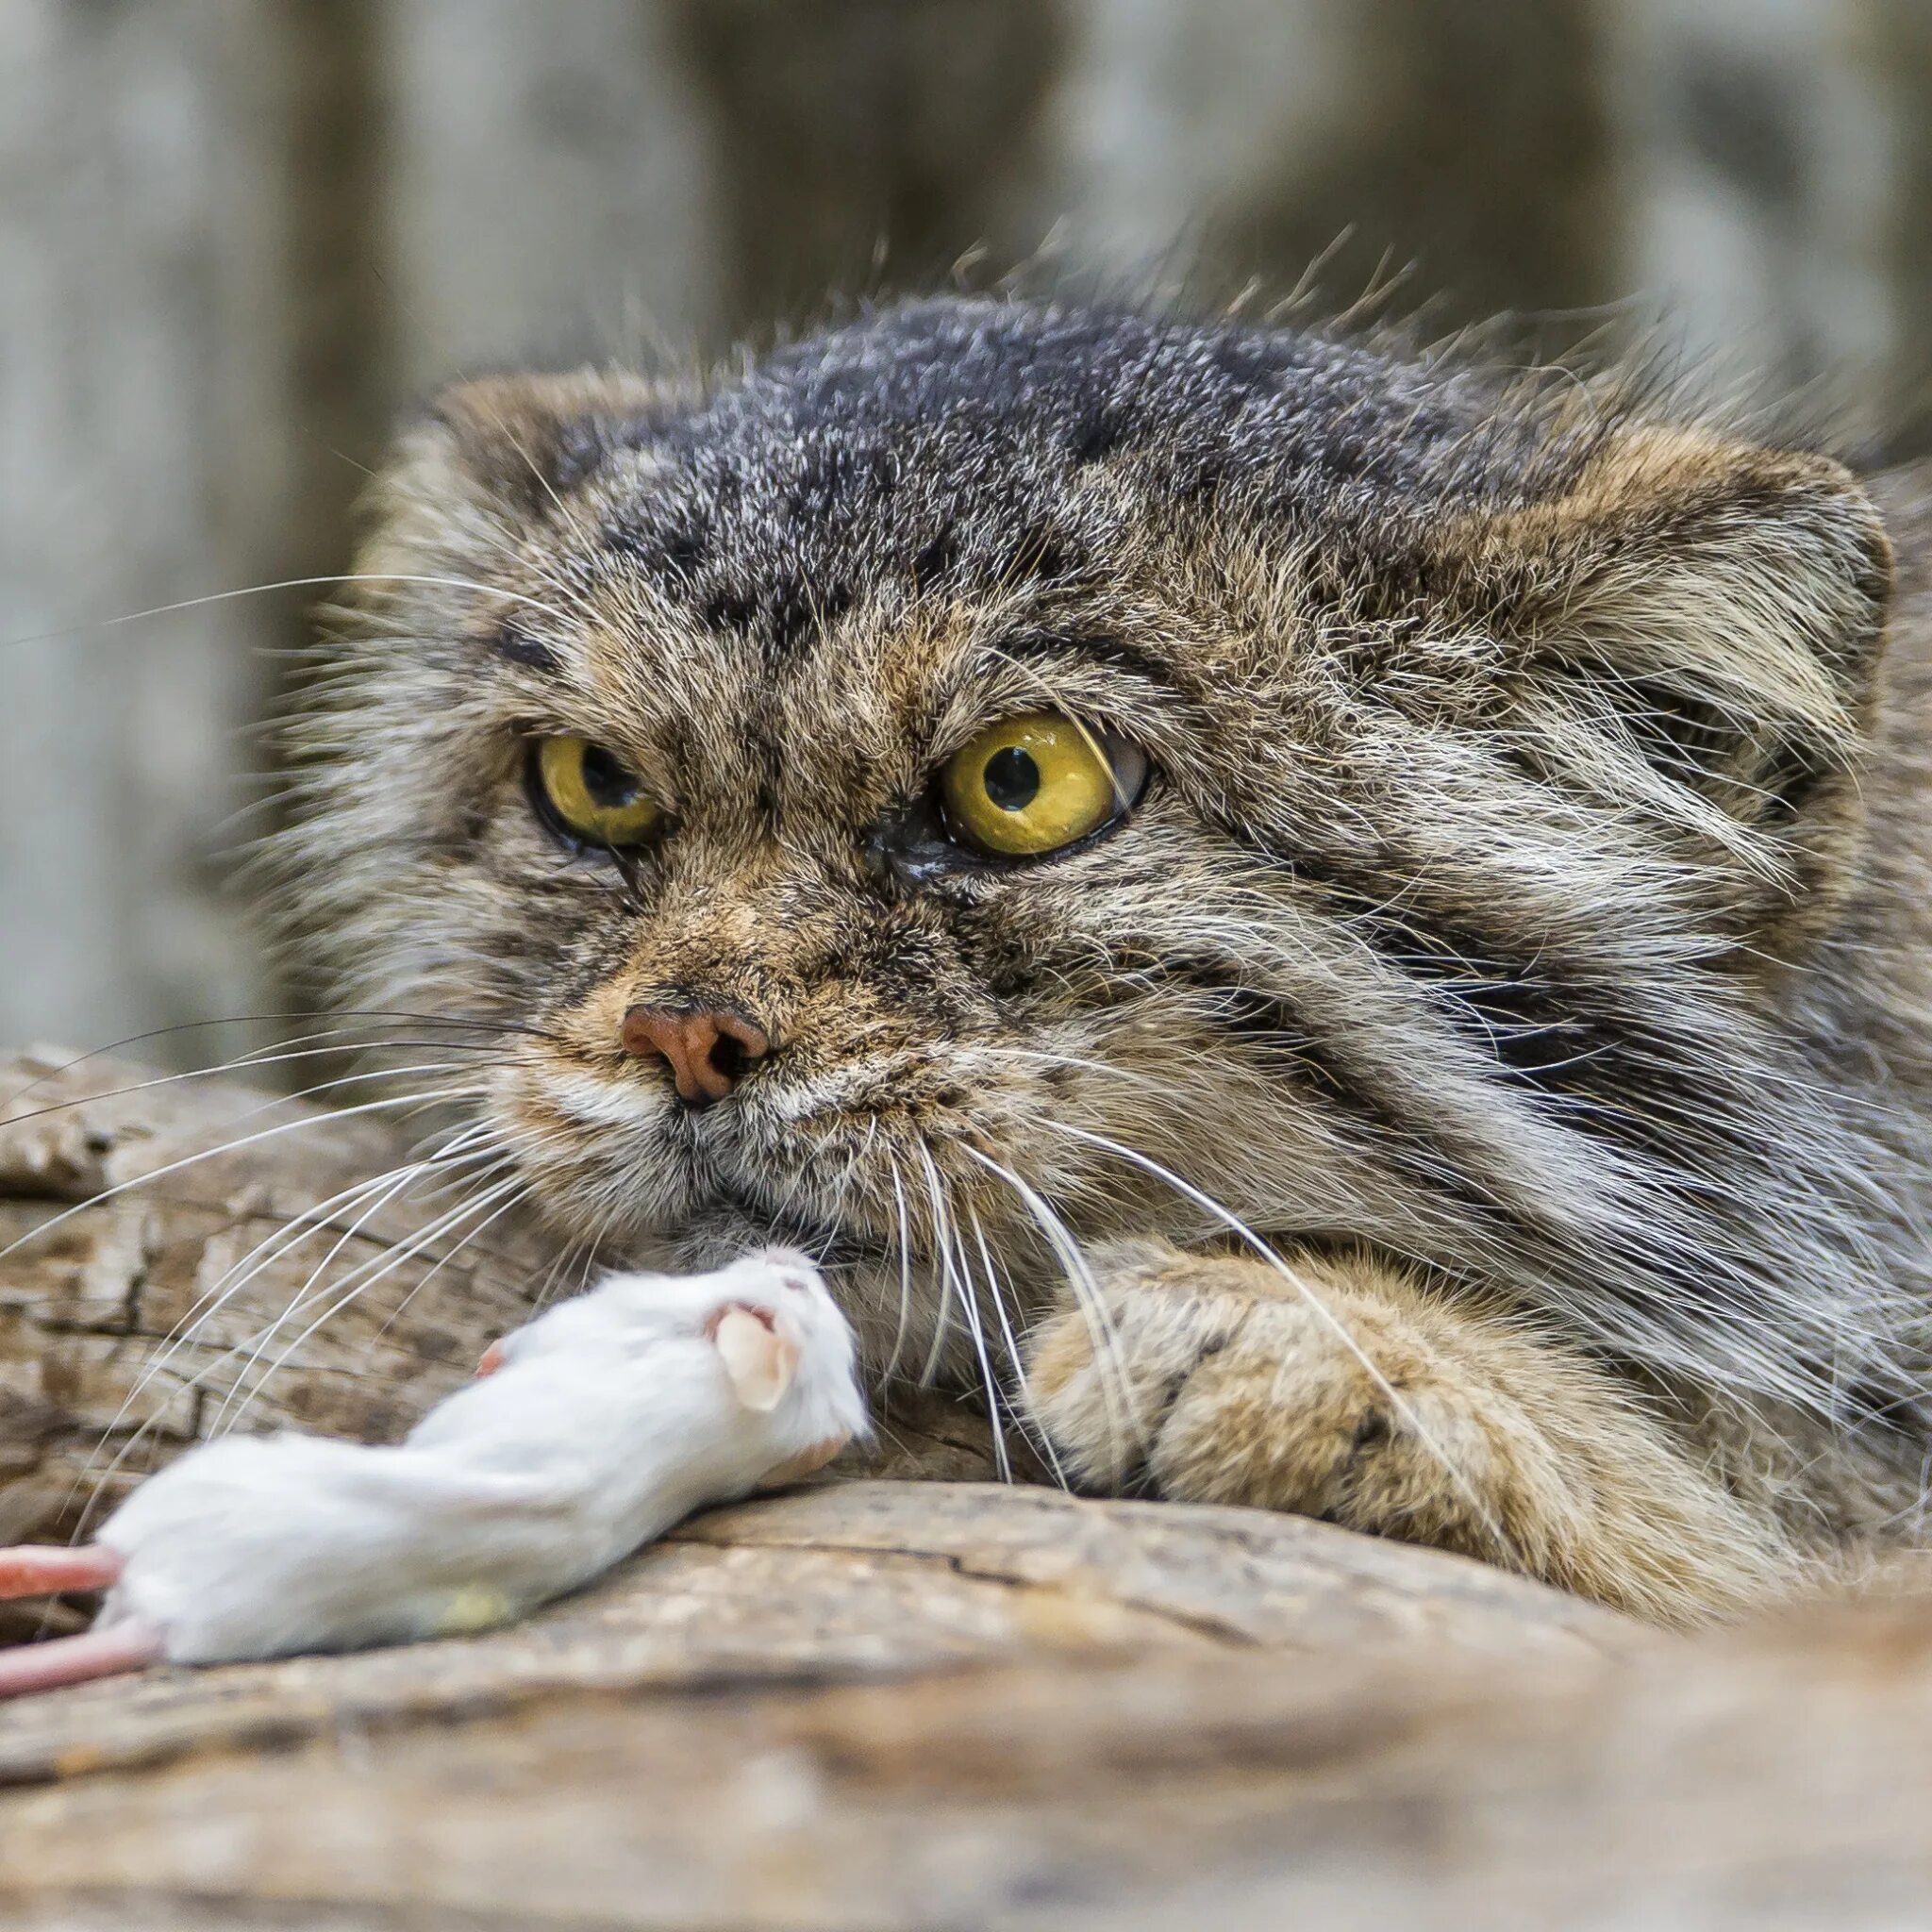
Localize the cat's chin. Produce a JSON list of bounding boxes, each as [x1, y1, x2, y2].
[[654, 1180, 889, 1275]]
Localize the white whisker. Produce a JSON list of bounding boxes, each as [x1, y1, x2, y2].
[[0, 1085, 492, 1269], [69, 1124, 507, 1514], [967, 1200, 1065, 1491], [0, 1037, 510, 1133], [918, 1141, 1009, 1482], [2, 573, 577, 655], [203, 1145, 504, 1438], [881, 1156, 917, 1385], [913, 1145, 958, 1389], [958, 1143, 1136, 1472], [219, 1174, 528, 1431]]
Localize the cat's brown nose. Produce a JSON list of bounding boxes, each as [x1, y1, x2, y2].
[[621, 1004, 770, 1106]]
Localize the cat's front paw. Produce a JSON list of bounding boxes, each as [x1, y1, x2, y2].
[[1021, 1243, 1525, 1560], [1020, 1241, 1784, 1623], [1018, 1242, 1250, 1493], [1027, 1243, 1460, 1530]]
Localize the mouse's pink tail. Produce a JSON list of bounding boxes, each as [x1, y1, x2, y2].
[[0, 1544, 124, 1599], [0, 1622, 162, 1700]]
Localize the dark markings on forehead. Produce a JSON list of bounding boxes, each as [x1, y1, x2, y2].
[[617, 508, 1095, 668], [576, 297, 1568, 664], [491, 623, 560, 673]]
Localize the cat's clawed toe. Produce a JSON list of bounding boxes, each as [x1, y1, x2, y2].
[[1020, 1242, 1257, 1494]]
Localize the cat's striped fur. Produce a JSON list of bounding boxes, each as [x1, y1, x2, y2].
[[275, 297, 1932, 1621]]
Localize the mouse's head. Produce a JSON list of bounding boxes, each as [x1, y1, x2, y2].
[[588, 1249, 867, 1450]]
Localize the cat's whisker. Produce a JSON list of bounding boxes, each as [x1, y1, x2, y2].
[[196, 1110, 503, 1315], [806, 1120, 876, 1273], [912, 1146, 958, 1390], [219, 1174, 531, 1436], [458, 505, 603, 632], [1040, 1118, 1510, 1548], [201, 1134, 510, 1439], [717, 1118, 858, 1279], [881, 1156, 917, 1387], [65, 1128, 508, 1525], [441, 1137, 597, 1337], [398, 1119, 590, 1341], [1, 572, 581, 656], [566, 1194, 625, 1303], [42, 1083, 501, 1484], [0, 1038, 506, 1133], [450, 398, 608, 605], [0, 1083, 496, 1272], [960, 1223, 1014, 1485], [204, 1152, 525, 1433], [967, 1199, 1064, 1491], [957, 1143, 1138, 1478], [2, 1008, 555, 1121], [270, 1153, 528, 1347], [69, 1182, 502, 1530], [358, 1171, 541, 1362], [525, 1241, 584, 1317], [152, 1126, 505, 1424], [1, 1020, 375, 1119], [917, 1141, 1010, 1483]]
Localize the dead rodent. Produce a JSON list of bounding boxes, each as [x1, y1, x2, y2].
[[0, 1250, 866, 1694]]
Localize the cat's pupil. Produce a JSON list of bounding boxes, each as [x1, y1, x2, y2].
[[581, 744, 640, 808], [983, 746, 1041, 812]]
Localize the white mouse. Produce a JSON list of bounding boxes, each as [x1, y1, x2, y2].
[[0, 1248, 866, 1697]]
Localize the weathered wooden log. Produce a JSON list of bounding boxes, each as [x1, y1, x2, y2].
[[4, 1049, 1931, 1929]]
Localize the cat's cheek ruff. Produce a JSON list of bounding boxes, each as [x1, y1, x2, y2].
[[486, 1074, 703, 1249]]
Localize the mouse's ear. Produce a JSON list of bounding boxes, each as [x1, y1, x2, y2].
[[712, 1307, 801, 1413]]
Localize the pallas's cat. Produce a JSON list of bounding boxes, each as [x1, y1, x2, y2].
[[277, 297, 1932, 1622]]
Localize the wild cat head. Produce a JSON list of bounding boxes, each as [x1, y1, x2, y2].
[[277, 296, 1894, 1397]]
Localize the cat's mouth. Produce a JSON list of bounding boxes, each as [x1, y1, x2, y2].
[[695, 1172, 888, 1269]]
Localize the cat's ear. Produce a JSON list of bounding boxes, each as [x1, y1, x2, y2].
[[1444, 429, 1891, 861], [390, 369, 667, 521]]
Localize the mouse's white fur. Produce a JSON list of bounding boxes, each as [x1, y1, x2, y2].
[[4, 1250, 864, 1676]]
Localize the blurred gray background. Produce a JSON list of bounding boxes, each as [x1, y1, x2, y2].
[[5, 0, 1931, 1067]]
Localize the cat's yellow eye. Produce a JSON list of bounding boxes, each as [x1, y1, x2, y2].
[[532, 736, 663, 847], [940, 713, 1144, 859]]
